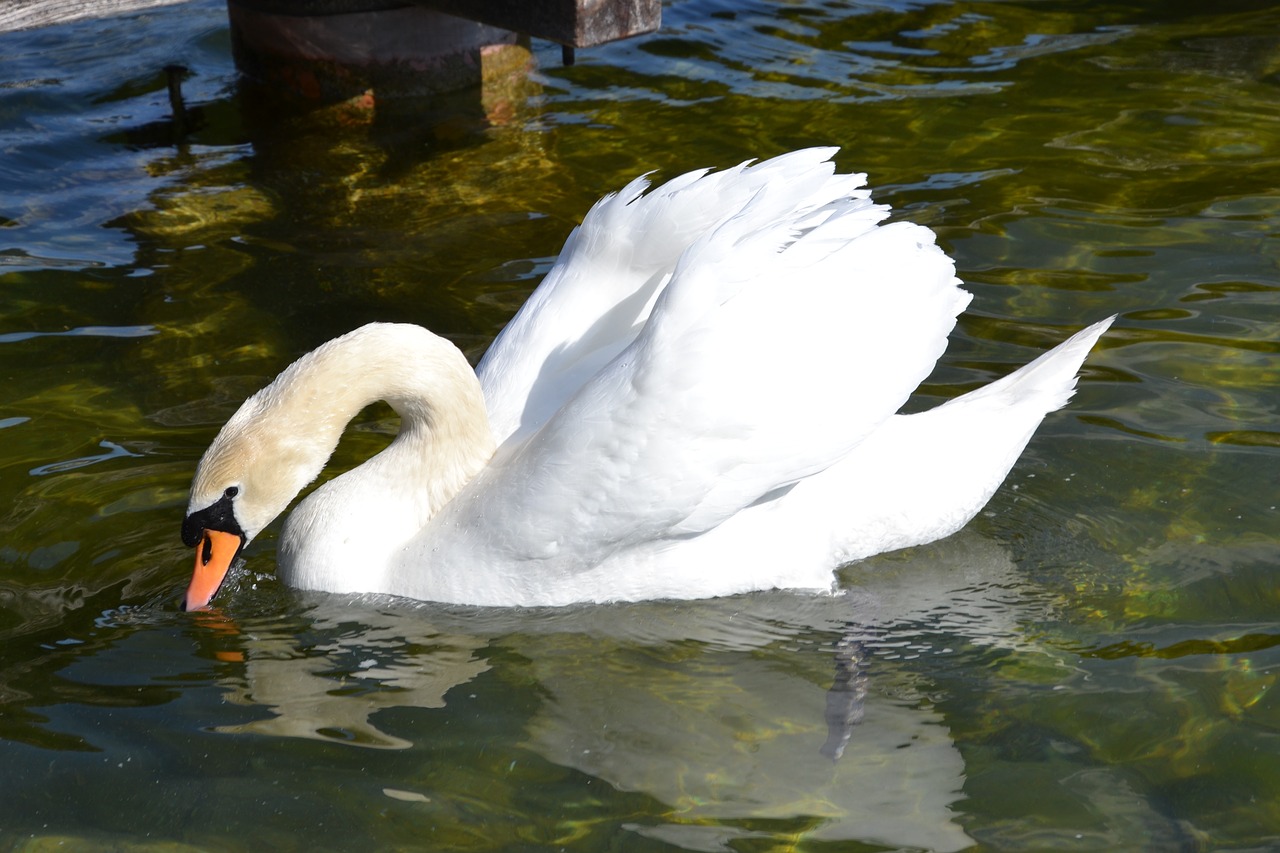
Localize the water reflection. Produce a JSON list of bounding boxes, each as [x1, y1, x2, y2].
[[120, 531, 1069, 850], [0, 524, 1166, 847], [208, 606, 488, 749], [523, 643, 968, 851]]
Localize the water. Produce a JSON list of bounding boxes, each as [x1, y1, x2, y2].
[[1, 0, 1277, 849]]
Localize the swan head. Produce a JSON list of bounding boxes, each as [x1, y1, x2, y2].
[[180, 385, 337, 609]]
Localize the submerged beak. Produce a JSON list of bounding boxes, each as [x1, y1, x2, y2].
[[184, 529, 243, 611]]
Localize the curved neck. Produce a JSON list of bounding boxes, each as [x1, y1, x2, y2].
[[301, 324, 496, 510], [193, 323, 496, 540]]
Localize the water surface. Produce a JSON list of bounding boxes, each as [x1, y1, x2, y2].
[[1, 0, 1277, 849]]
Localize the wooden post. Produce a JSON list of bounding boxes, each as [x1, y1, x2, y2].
[[0, 0, 661, 46], [2, 0, 661, 109], [417, 0, 660, 48], [227, 0, 532, 106]]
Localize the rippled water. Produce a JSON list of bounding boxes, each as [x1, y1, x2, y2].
[[1, 0, 1277, 849]]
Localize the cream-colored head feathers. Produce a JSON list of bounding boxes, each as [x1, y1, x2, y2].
[[187, 323, 496, 544]]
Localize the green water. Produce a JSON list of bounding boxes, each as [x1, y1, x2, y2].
[[1, 0, 1278, 849]]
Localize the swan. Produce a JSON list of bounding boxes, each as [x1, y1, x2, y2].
[[180, 148, 1113, 610]]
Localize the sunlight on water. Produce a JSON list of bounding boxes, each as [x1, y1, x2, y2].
[[0, 0, 1277, 850]]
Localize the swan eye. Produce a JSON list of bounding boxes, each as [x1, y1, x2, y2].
[[224, 486, 240, 499]]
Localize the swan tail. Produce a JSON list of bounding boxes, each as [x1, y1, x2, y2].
[[801, 317, 1116, 565], [942, 315, 1116, 414]]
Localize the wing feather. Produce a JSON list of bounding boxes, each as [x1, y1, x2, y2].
[[452, 158, 970, 573], [476, 148, 871, 444]]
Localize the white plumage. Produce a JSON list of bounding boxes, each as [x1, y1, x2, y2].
[[181, 148, 1113, 609]]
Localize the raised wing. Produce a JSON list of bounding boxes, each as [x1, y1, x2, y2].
[[451, 171, 970, 574], [475, 148, 871, 445]]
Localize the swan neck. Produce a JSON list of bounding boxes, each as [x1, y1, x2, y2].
[[300, 325, 497, 515], [192, 323, 495, 539]]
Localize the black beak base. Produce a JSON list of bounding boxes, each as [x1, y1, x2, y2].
[[182, 491, 243, 547]]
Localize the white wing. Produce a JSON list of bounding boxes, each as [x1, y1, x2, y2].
[[442, 161, 970, 576], [475, 148, 873, 445]]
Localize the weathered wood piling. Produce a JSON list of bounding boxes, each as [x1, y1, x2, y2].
[[3, 0, 660, 104]]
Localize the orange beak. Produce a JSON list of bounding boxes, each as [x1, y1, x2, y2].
[[184, 529, 242, 611]]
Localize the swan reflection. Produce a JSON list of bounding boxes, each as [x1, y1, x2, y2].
[[208, 531, 1045, 851]]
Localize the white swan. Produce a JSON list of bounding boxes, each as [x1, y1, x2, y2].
[[181, 148, 1113, 610]]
